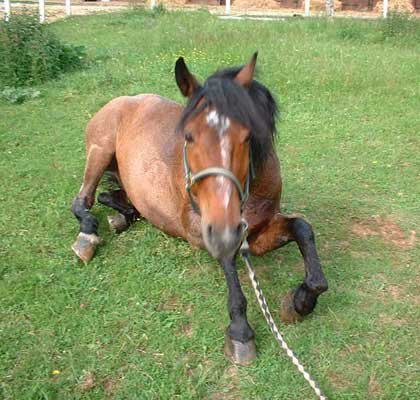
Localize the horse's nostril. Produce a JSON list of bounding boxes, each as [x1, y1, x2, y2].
[[207, 224, 213, 238]]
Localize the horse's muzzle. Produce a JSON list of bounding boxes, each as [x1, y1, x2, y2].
[[202, 220, 247, 260]]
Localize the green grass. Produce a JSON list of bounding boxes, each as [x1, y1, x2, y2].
[[1, 9, 419, 399]]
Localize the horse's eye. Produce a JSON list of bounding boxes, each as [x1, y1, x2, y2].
[[185, 132, 194, 143], [244, 134, 251, 143]]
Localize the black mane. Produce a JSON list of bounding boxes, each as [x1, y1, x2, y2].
[[177, 66, 278, 171]]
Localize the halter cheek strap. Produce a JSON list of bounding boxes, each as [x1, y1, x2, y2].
[[183, 141, 254, 215]]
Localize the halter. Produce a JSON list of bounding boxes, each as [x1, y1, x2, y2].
[[183, 141, 255, 215]]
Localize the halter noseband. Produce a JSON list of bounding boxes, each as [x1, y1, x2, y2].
[[183, 141, 255, 215]]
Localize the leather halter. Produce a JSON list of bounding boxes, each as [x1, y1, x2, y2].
[[183, 141, 255, 215]]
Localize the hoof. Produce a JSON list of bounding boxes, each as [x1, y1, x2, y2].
[[224, 332, 256, 365], [71, 233, 101, 263], [280, 290, 304, 324], [107, 213, 129, 233]]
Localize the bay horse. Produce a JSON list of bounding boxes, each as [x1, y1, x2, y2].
[[71, 53, 328, 364]]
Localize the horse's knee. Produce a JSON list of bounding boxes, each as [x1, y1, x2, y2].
[[291, 217, 314, 243]]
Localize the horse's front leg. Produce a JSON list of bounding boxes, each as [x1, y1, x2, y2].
[[249, 213, 328, 323], [220, 256, 256, 365]]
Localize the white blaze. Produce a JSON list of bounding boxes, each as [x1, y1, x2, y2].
[[206, 109, 231, 137], [206, 109, 232, 210]]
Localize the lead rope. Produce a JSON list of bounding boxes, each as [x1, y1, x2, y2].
[[240, 238, 327, 400]]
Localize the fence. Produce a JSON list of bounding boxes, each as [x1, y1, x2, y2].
[[2, 0, 410, 23]]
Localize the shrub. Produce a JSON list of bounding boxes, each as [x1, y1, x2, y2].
[[381, 11, 416, 39], [0, 10, 86, 88], [0, 86, 41, 104]]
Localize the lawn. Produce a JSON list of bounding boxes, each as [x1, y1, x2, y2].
[[1, 9, 419, 399]]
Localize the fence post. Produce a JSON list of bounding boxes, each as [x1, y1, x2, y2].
[[4, 0, 11, 21], [304, 0, 310, 16], [39, 0, 45, 22], [66, 0, 71, 16], [383, 0, 388, 17], [225, 0, 230, 14], [325, 0, 334, 16]]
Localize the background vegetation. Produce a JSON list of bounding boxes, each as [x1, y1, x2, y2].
[[0, 10, 419, 399], [0, 10, 86, 100]]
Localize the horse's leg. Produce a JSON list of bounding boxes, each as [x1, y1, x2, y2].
[[249, 213, 328, 323], [221, 257, 256, 365], [97, 189, 140, 233], [71, 147, 114, 262]]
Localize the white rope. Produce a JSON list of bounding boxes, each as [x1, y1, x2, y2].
[[241, 240, 327, 400]]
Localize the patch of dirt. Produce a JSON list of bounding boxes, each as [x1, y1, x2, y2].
[[328, 370, 355, 391], [180, 321, 194, 337], [103, 376, 118, 398], [350, 250, 372, 259], [368, 374, 383, 397], [209, 365, 241, 400], [388, 285, 403, 301], [378, 313, 406, 327], [176, 304, 194, 337], [79, 371, 96, 392], [157, 294, 180, 311], [365, 274, 420, 310], [351, 216, 417, 249]]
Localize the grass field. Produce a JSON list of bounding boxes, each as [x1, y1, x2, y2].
[[1, 9, 419, 399]]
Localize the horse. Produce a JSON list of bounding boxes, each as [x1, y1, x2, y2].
[[71, 53, 328, 364]]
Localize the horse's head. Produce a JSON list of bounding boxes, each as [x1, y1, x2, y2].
[[175, 53, 261, 261]]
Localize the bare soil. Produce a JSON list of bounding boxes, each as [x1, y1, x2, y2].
[[352, 216, 417, 249], [2, 0, 418, 23]]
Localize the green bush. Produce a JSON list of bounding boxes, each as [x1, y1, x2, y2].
[[0, 86, 41, 104], [0, 10, 86, 88], [381, 11, 416, 39]]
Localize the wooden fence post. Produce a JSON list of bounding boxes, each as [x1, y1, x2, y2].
[[39, 0, 45, 22], [225, 0, 231, 14], [304, 0, 310, 16], [383, 0, 389, 17], [66, 0, 71, 16], [4, 0, 11, 21]]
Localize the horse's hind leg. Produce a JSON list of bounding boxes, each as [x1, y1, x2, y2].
[[249, 213, 328, 323], [71, 146, 114, 262], [97, 189, 140, 233]]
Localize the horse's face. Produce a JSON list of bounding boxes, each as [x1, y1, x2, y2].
[[175, 55, 257, 260], [184, 107, 250, 260]]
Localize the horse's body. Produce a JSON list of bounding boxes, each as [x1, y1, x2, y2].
[[97, 94, 193, 240], [85, 93, 281, 251], [71, 54, 327, 364]]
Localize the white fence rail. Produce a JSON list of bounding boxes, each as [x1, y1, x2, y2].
[[2, 0, 392, 23]]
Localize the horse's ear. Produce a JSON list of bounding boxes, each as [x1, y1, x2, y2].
[[235, 52, 258, 88], [175, 57, 200, 97]]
